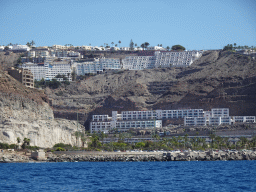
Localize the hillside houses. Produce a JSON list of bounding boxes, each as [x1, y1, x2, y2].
[[13, 43, 203, 82]]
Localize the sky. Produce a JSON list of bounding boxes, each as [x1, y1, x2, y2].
[[0, 0, 255, 50]]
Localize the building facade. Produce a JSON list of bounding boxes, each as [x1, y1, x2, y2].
[[8, 67, 34, 88]]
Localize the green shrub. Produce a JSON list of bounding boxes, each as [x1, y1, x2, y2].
[[56, 147, 65, 151], [0, 143, 10, 149], [9, 144, 18, 149], [26, 146, 39, 151], [53, 143, 66, 148]]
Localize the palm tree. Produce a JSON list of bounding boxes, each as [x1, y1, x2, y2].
[[111, 42, 114, 47], [26, 42, 31, 47], [118, 40, 121, 48], [215, 136, 222, 149], [99, 131, 106, 144], [209, 134, 216, 149], [30, 40, 35, 47], [166, 46, 170, 51], [115, 44, 117, 47], [240, 137, 248, 149]]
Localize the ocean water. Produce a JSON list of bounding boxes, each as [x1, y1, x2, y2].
[[0, 161, 256, 192]]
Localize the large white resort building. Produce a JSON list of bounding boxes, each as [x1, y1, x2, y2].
[[20, 50, 202, 81], [21, 57, 72, 81], [90, 108, 255, 133], [73, 57, 121, 75], [74, 50, 203, 75], [122, 51, 202, 70]]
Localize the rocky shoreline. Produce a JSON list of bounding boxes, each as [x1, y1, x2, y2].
[[1, 150, 256, 163]]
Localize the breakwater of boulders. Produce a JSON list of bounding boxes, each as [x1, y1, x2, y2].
[[1, 150, 256, 163], [47, 150, 256, 162]]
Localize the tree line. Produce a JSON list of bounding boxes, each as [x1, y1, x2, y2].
[[84, 132, 256, 152], [223, 43, 255, 51]]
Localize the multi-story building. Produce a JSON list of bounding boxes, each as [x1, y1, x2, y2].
[[184, 117, 207, 126], [21, 63, 45, 81], [91, 108, 255, 132], [233, 116, 255, 123], [158, 109, 204, 119], [21, 57, 72, 81], [44, 61, 72, 81], [120, 47, 130, 51], [52, 45, 67, 49], [8, 67, 34, 88], [68, 51, 80, 57], [184, 108, 255, 126], [122, 50, 202, 70], [90, 109, 204, 133], [122, 56, 156, 70], [147, 46, 166, 51], [154, 51, 202, 68], [211, 108, 229, 117], [28, 50, 49, 58], [12, 44, 31, 52], [51, 50, 68, 57], [73, 58, 121, 75]]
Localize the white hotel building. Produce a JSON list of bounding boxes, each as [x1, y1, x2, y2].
[[122, 50, 202, 70], [184, 108, 255, 126], [21, 63, 45, 81], [122, 56, 156, 70], [154, 51, 202, 68], [21, 57, 72, 81], [74, 58, 121, 75], [91, 108, 255, 133], [90, 108, 204, 133]]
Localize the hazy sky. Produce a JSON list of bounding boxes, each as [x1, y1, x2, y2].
[[0, 0, 255, 50]]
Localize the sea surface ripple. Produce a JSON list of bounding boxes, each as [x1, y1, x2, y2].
[[0, 161, 256, 191]]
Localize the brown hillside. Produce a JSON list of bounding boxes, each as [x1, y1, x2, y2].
[[44, 50, 256, 130]]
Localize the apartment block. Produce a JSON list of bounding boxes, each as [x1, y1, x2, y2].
[[154, 51, 202, 68], [21, 63, 45, 81], [211, 108, 229, 117], [90, 119, 162, 133], [184, 117, 207, 126], [44, 62, 72, 81], [90, 109, 204, 133], [122, 56, 156, 70], [8, 67, 34, 88], [74, 57, 121, 75], [233, 116, 255, 123]]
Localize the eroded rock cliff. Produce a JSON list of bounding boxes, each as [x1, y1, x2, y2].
[[0, 67, 85, 148]]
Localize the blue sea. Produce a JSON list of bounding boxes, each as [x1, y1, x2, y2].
[[0, 161, 256, 192]]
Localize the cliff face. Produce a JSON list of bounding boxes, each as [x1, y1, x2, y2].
[[0, 67, 85, 148]]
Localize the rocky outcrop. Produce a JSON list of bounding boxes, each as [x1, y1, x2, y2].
[[0, 70, 86, 148]]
